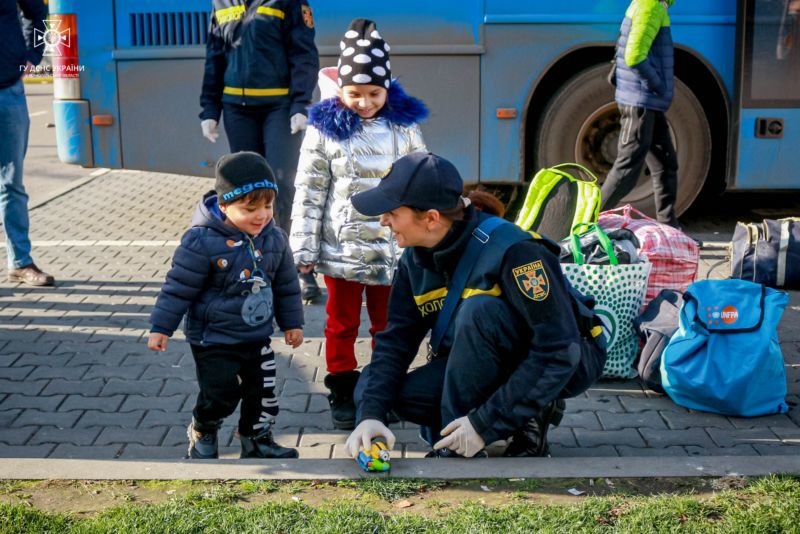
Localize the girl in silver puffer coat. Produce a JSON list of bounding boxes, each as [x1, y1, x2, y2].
[[289, 18, 427, 430]]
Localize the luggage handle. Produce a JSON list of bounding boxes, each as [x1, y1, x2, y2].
[[570, 222, 619, 266], [601, 204, 657, 225]]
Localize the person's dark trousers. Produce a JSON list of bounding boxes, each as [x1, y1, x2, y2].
[[600, 105, 679, 226], [222, 102, 302, 235], [190, 340, 279, 437], [355, 295, 602, 444]]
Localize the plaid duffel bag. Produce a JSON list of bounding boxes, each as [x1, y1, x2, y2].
[[599, 205, 699, 308]]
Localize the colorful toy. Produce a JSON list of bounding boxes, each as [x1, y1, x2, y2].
[[356, 439, 391, 472]]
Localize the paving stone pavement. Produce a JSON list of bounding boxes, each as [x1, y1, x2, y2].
[[0, 170, 799, 461]]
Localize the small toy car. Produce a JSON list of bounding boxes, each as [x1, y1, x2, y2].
[[356, 439, 391, 472]]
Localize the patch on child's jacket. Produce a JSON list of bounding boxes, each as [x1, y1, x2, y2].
[[216, 258, 229, 269], [301, 4, 314, 28], [512, 260, 549, 301]]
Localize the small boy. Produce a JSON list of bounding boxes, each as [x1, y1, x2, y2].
[[148, 151, 304, 459]]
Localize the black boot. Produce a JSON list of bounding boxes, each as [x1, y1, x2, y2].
[[240, 425, 299, 459], [299, 271, 321, 303], [503, 399, 566, 457], [187, 419, 219, 459], [323, 371, 360, 430]]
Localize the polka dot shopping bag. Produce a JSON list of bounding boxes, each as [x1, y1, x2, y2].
[[561, 224, 651, 379]]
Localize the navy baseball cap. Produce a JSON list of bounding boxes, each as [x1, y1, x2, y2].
[[351, 152, 463, 216]]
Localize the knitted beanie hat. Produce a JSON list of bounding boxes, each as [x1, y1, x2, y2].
[[337, 18, 391, 89], [215, 151, 278, 205]]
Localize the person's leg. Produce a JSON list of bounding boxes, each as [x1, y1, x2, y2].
[[599, 105, 656, 212], [238, 341, 298, 458], [646, 111, 680, 226], [188, 343, 244, 458], [222, 104, 265, 154], [323, 275, 364, 429], [0, 81, 33, 270], [364, 284, 391, 349], [262, 104, 301, 235]]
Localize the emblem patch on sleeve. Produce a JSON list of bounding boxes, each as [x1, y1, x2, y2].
[[512, 261, 550, 301], [301, 5, 314, 28]]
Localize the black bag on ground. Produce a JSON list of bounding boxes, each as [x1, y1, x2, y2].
[[730, 217, 800, 289], [560, 225, 640, 265], [633, 289, 684, 393]]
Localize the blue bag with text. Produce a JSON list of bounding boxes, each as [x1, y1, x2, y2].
[[660, 279, 789, 417]]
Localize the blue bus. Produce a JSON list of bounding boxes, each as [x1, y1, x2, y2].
[[48, 0, 800, 216]]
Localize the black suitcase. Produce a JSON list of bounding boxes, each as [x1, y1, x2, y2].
[[730, 218, 800, 289]]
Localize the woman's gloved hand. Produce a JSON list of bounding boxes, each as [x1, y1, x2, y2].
[[345, 419, 396, 458], [201, 119, 219, 143]]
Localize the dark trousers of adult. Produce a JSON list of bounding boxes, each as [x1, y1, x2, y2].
[[190, 340, 278, 437], [222, 102, 302, 234], [600, 104, 679, 226], [355, 295, 604, 444], [324, 275, 391, 374]]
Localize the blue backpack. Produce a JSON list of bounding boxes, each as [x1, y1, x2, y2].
[[660, 279, 789, 417]]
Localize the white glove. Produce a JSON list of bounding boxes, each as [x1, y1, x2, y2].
[[433, 416, 486, 458], [201, 119, 219, 143], [345, 419, 396, 458], [290, 113, 307, 134]]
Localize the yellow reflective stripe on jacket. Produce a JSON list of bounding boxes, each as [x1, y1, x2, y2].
[[223, 86, 290, 96], [462, 284, 502, 299], [215, 5, 245, 24], [256, 6, 285, 18], [414, 287, 447, 306]]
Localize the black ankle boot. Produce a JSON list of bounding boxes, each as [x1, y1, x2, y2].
[[323, 371, 360, 430], [503, 399, 565, 458], [240, 426, 298, 459], [187, 419, 219, 459], [299, 271, 321, 303]]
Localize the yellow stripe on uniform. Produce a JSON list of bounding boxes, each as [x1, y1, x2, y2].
[[414, 287, 447, 306], [223, 87, 290, 96], [462, 284, 502, 299], [215, 5, 245, 24], [256, 6, 285, 18]]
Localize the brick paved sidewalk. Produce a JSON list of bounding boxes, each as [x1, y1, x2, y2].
[[0, 170, 798, 460]]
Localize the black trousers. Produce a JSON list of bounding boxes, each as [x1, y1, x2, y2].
[[222, 103, 302, 235], [355, 295, 604, 444], [190, 340, 278, 436], [600, 105, 679, 225]]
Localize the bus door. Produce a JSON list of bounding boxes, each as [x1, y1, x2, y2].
[[734, 0, 800, 189]]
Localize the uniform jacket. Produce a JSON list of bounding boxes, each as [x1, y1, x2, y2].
[[289, 78, 428, 285], [150, 191, 303, 346], [614, 0, 675, 112], [200, 0, 319, 121], [358, 207, 598, 444], [1, 0, 46, 89]]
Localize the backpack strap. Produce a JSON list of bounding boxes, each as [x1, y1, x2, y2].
[[429, 217, 529, 355]]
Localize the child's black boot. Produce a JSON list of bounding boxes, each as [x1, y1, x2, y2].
[[187, 418, 219, 459], [324, 370, 360, 430], [299, 271, 321, 303], [240, 423, 299, 459]]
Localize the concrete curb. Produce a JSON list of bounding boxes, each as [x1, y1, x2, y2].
[[3, 456, 799, 481], [29, 168, 110, 210]]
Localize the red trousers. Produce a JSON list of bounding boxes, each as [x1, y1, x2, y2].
[[323, 275, 391, 374]]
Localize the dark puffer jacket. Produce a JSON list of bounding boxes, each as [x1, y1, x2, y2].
[[150, 191, 303, 345], [614, 0, 675, 112]]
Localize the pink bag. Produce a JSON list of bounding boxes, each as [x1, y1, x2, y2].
[[598, 205, 699, 307]]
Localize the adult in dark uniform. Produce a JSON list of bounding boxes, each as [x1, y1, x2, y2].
[[344, 152, 606, 458], [200, 0, 319, 237]]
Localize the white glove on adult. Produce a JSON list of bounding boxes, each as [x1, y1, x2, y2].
[[290, 113, 307, 134], [433, 416, 486, 458], [201, 119, 219, 143], [345, 419, 396, 458]]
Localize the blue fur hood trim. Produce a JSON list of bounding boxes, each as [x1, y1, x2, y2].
[[308, 81, 428, 142]]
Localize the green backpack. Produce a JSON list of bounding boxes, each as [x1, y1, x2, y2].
[[515, 163, 602, 242]]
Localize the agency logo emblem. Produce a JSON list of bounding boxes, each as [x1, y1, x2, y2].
[[513, 260, 550, 301], [33, 19, 71, 57]]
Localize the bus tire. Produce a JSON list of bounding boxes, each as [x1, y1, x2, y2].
[[533, 63, 711, 217]]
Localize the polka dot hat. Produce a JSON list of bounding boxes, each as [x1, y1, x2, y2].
[[337, 18, 391, 89]]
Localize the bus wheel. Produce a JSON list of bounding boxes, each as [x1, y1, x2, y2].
[[533, 63, 711, 217]]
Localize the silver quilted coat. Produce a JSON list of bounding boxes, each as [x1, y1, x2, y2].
[[289, 119, 426, 285]]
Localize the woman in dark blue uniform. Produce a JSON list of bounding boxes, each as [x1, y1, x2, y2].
[[344, 152, 606, 458], [200, 0, 318, 242]]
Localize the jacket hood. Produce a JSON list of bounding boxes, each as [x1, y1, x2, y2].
[[191, 190, 275, 237], [308, 79, 429, 142]]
